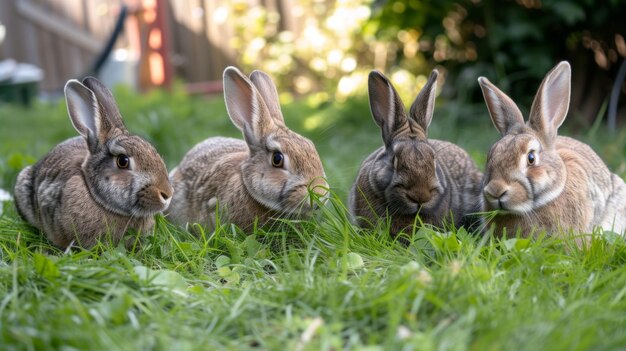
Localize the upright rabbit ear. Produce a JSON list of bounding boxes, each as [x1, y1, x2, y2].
[[223, 66, 274, 144], [368, 70, 408, 146], [81, 77, 126, 132], [528, 61, 571, 144], [478, 77, 525, 135], [249, 70, 285, 126], [65, 80, 102, 152], [409, 69, 438, 136]]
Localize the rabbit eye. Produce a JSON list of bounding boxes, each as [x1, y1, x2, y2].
[[271, 151, 284, 168], [116, 154, 130, 169], [527, 151, 536, 165]]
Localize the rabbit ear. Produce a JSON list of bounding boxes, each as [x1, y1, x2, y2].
[[368, 70, 408, 146], [528, 61, 571, 143], [409, 69, 438, 135], [81, 77, 126, 132], [478, 77, 525, 135], [65, 78, 127, 153], [249, 70, 285, 126], [223, 66, 274, 144], [65, 80, 97, 138], [65, 80, 102, 152]]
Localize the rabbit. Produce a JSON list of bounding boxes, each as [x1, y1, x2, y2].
[[478, 61, 626, 237], [166, 67, 328, 231], [349, 69, 483, 237], [13, 77, 173, 249]]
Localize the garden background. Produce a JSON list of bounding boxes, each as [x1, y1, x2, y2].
[[2, 0, 626, 350]]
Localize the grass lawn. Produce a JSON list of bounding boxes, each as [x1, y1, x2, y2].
[[2, 84, 626, 350]]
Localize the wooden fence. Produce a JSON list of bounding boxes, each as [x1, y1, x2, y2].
[[0, 0, 301, 93], [0, 0, 129, 92]]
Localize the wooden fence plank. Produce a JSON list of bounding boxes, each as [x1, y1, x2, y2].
[[0, 0, 305, 91], [0, 0, 19, 59], [16, 0, 101, 54]]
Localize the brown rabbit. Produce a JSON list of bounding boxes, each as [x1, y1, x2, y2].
[[349, 70, 483, 237], [166, 67, 328, 231], [13, 77, 173, 249], [479, 61, 626, 237]]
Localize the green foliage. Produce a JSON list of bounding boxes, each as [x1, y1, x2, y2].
[[368, 0, 626, 108], [213, 1, 625, 126]]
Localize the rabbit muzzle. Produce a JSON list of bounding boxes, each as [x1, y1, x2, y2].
[[295, 178, 329, 213], [484, 181, 509, 210], [483, 179, 533, 214], [386, 184, 442, 216], [137, 181, 174, 215]]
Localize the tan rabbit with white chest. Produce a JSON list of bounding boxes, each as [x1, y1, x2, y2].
[[349, 70, 483, 237], [14, 77, 173, 249], [479, 61, 626, 236], [166, 67, 328, 231]]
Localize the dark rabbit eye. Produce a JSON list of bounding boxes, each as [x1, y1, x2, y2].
[[116, 155, 130, 169], [271, 151, 284, 168], [527, 151, 536, 165]]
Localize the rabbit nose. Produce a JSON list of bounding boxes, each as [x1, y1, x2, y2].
[[159, 184, 174, 203], [484, 184, 508, 200], [408, 189, 432, 204]]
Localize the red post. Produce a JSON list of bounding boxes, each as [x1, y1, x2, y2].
[[134, 0, 172, 90]]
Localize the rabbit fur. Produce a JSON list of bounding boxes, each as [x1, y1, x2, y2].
[[166, 67, 327, 231], [479, 61, 626, 236], [349, 70, 483, 237], [14, 77, 173, 249]]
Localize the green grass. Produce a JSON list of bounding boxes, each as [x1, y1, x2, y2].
[[2, 85, 626, 350]]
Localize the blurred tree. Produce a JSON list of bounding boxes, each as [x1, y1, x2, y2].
[[230, 0, 374, 102], [367, 0, 626, 125]]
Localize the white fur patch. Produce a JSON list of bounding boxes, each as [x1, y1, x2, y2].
[[508, 200, 534, 214], [533, 181, 565, 209], [527, 139, 541, 154], [520, 140, 541, 170], [266, 136, 281, 151], [161, 197, 171, 208], [108, 140, 128, 156]]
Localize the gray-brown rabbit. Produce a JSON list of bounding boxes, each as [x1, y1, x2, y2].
[[166, 67, 327, 231], [349, 70, 483, 237], [479, 61, 626, 237], [14, 77, 173, 249]]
